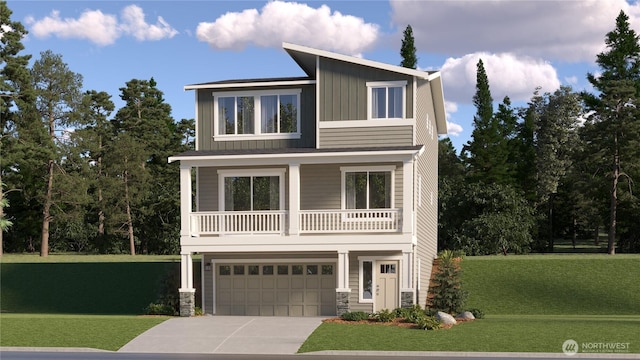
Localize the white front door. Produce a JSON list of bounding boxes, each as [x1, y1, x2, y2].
[[374, 261, 398, 311]]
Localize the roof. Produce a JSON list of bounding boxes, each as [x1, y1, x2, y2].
[[168, 145, 424, 163], [184, 76, 315, 90]]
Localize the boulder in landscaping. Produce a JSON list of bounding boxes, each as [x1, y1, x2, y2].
[[455, 311, 475, 320], [436, 311, 457, 325]]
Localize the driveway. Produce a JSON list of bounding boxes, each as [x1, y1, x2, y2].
[[118, 316, 325, 355]]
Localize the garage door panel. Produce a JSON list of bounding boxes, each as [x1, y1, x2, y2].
[[216, 262, 336, 317]]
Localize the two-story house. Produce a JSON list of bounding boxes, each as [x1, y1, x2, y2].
[[169, 42, 447, 317]]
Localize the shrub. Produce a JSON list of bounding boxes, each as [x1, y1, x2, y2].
[[373, 309, 395, 322], [144, 302, 176, 316], [428, 250, 467, 314], [468, 308, 485, 319], [415, 316, 441, 330], [194, 307, 204, 316], [340, 311, 370, 321]]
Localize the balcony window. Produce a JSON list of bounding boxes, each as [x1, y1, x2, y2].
[[214, 89, 301, 140], [341, 166, 395, 210], [218, 169, 286, 212], [367, 81, 406, 120]]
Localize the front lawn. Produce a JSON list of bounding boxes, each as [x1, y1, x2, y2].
[[0, 314, 169, 351], [299, 315, 640, 353]]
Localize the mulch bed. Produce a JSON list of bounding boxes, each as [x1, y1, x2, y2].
[[323, 317, 470, 329]]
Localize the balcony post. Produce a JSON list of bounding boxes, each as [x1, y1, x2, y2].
[[180, 164, 192, 237], [288, 163, 300, 235], [402, 160, 414, 234], [179, 251, 195, 316]]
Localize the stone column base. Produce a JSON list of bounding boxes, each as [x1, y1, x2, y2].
[[401, 291, 414, 308], [336, 291, 350, 316], [179, 289, 195, 317]]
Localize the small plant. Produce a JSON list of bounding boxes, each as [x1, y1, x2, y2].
[[340, 311, 370, 321], [415, 316, 441, 330], [373, 309, 396, 322], [144, 302, 176, 316], [468, 308, 485, 319], [194, 307, 204, 316]]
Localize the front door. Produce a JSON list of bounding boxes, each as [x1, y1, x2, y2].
[[374, 261, 398, 311]]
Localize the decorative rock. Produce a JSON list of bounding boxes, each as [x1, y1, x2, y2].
[[455, 311, 476, 320], [436, 311, 457, 325]]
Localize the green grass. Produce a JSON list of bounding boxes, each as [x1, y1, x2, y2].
[[299, 315, 640, 353], [461, 255, 640, 315], [0, 314, 169, 351], [301, 254, 640, 353]]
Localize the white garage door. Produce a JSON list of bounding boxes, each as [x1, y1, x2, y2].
[[215, 263, 336, 316]]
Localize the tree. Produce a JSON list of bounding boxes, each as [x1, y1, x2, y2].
[[1, 0, 33, 255], [30, 50, 83, 256], [582, 11, 640, 254], [400, 25, 418, 69]]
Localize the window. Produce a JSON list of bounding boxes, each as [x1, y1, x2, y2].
[[214, 89, 301, 140], [341, 166, 395, 210], [360, 260, 373, 301], [367, 81, 406, 120], [218, 169, 285, 212]]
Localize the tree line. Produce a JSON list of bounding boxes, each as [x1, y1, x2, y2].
[[433, 11, 640, 254], [1, 2, 194, 256]]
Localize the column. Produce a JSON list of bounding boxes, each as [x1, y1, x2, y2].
[[179, 251, 195, 317], [179, 164, 192, 238], [401, 251, 415, 308], [402, 160, 414, 234], [288, 163, 300, 235], [336, 251, 351, 316]]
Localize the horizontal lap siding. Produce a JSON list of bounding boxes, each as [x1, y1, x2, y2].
[[415, 79, 439, 307], [196, 85, 316, 151], [319, 126, 413, 149]]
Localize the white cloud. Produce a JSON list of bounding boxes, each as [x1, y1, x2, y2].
[[390, 0, 640, 63], [565, 76, 579, 85], [441, 52, 561, 104], [446, 121, 463, 137], [196, 1, 379, 55], [120, 5, 178, 41], [25, 5, 177, 46]]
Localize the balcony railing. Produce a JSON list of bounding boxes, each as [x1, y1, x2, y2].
[[189, 209, 402, 236], [299, 209, 401, 233], [191, 211, 286, 235]]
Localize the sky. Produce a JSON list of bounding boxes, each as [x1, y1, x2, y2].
[[4, 0, 640, 152]]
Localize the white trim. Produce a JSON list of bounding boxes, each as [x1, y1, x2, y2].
[[194, 91, 199, 151], [412, 80, 417, 146], [212, 89, 302, 140], [315, 55, 321, 149], [201, 257, 206, 310], [217, 168, 286, 212], [318, 118, 415, 129], [340, 165, 396, 210], [211, 257, 336, 264], [366, 81, 407, 121], [169, 147, 422, 164], [185, 79, 316, 90], [356, 255, 403, 306], [283, 42, 432, 79], [358, 259, 374, 303]]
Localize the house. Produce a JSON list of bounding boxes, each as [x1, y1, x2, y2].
[[168, 42, 447, 317]]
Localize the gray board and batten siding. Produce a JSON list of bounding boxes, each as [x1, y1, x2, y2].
[[196, 84, 316, 151], [318, 57, 414, 122]]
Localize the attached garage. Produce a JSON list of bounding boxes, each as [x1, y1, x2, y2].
[[214, 262, 336, 316]]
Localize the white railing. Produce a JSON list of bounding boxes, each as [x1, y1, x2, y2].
[[190, 211, 286, 235], [299, 209, 401, 233]]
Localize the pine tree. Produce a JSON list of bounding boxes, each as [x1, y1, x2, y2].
[[400, 25, 418, 69], [582, 11, 640, 254]]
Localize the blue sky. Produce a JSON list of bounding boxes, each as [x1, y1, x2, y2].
[[5, 0, 640, 151]]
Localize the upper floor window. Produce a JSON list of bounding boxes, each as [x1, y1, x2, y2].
[[218, 169, 285, 211], [367, 81, 406, 120], [341, 166, 395, 210], [214, 89, 301, 140]]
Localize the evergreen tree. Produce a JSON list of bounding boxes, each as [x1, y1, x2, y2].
[[582, 10, 640, 254], [400, 25, 418, 69], [0, 0, 32, 255], [30, 50, 83, 256]]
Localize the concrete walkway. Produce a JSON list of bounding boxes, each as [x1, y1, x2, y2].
[[118, 316, 324, 355]]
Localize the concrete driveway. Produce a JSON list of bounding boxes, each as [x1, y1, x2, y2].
[[118, 316, 325, 355]]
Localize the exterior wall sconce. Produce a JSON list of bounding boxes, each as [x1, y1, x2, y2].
[[205, 263, 211, 271]]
